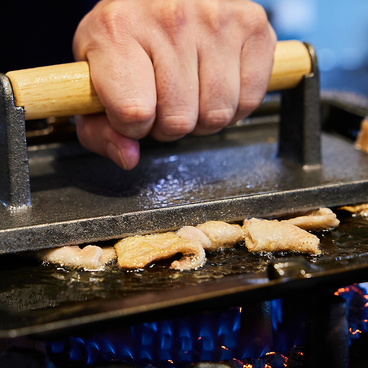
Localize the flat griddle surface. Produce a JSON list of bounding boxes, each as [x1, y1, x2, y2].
[[0, 213, 368, 338], [1, 92, 368, 338]]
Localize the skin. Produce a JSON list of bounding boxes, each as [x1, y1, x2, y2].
[[73, 0, 277, 170]]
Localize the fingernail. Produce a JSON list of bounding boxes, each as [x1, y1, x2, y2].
[[107, 142, 127, 170]]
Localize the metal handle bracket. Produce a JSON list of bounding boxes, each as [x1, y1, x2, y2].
[[278, 43, 321, 167], [0, 74, 31, 210]]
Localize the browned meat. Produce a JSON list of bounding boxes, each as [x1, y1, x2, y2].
[[355, 118, 368, 153], [196, 221, 244, 250], [38, 211, 334, 272], [339, 203, 368, 217], [243, 218, 321, 255], [281, 208, 340, 230], [114, 232, 206, 271], [36, 245, 116, 271], [177, 226, 212, 248]]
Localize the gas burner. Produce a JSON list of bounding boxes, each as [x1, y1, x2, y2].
[[24, 283, 364, 368]]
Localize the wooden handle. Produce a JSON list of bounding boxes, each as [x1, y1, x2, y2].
[[268, 40, 312, 91], [6, 40, 312, 121]]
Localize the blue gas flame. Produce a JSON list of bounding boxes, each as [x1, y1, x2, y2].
[[47, 284, 368, 366]]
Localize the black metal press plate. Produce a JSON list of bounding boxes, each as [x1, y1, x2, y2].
[[1, 114, 368, 253]]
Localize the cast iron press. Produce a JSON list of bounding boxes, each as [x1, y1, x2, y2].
[[1, 40, 367, 254]]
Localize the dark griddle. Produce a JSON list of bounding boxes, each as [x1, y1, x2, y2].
[[0, 213, 368, 339], [0, 91, 368, 339], [2, 39, 368, 340]]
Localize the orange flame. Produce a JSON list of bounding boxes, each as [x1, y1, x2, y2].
[[349, 328, 362, 335]]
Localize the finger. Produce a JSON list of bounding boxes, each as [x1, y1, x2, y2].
[[191, 37, 240, 136], [75, 114, 140, 170], [74, 29, 157, 140], [149, 39, 199, 142], [232, 20, 277, 123]]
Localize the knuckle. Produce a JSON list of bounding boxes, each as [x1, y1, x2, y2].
[[200, 1, 229, 33], [155, 0, 187, 38], [200, 108, 234, 129], [90, 2, 132, 45], [73, 1, 129, 58], [110, 103, 156, 126], [242, 2, 269, 35], [238, 95, 263, 115], [253, 6, 269, 33], [95, 2, 122, 27], [158, 115, 196, 138]]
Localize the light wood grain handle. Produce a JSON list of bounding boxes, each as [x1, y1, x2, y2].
[[6, 40, 312, 121]]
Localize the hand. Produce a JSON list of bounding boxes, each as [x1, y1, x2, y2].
[[73, 0, 277, 169]]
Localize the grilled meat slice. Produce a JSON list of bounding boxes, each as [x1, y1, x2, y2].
[[355, 117, 368, 153], [339, 203, 368, 217], [36, 245, 116, 271], [196, 221, 244, 250], [177, 226, 212, 248], [114, 232, 206, 271], [281, 207, 340, 230], [243, 218, 321, 255]]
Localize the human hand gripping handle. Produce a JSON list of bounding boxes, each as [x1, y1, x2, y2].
[[6, 40, 311, 168], [6, 40, 311, 120]]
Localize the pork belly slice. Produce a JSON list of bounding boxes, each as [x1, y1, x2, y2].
[[243, 218, 321, 255], [114, 232, 206, 271], [355, 118, 368, 154], [36, 245, 117, 271], [196, 221, 244, 250], [177, 226, 212, 248], [281, 208, 340, 230], [339, 203, 368, 217]]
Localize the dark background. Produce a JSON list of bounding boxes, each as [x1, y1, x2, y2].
[[0, 1, 96, 72]]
